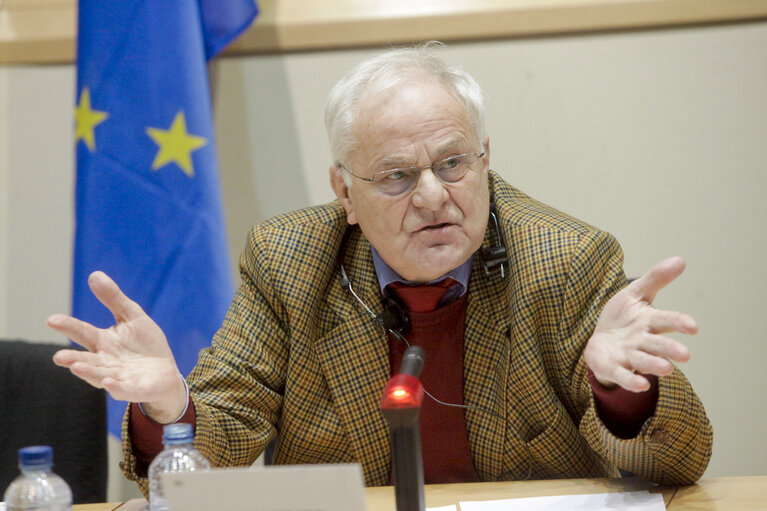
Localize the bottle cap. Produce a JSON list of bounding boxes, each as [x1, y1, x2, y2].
[[18, 446, 53, 468], [162, 422, 194, 444]]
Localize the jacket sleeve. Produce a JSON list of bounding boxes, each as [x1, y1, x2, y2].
[[120, 224, 287, 494], [558, 230, 713, 485]]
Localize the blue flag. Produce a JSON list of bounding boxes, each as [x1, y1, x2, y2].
[[74, 1, 258, 437]]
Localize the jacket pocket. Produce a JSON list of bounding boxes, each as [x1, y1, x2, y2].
[[526, 405, 603, 479]]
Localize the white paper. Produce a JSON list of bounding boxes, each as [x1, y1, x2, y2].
[[163, 464, 367, 511], [459, 491, 665, 511]]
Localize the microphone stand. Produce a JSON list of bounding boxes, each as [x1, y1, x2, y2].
[[380, 346, 426, 511]]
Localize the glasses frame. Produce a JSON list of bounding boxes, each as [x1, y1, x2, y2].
[[338, 151, 486, 195]]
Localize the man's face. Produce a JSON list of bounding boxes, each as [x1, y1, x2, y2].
[[330, 79, 490, 282]]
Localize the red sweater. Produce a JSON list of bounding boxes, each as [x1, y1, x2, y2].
[[130, 294, 657, 479], [388, 294, 478, 483]]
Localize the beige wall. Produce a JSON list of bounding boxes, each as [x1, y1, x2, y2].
[[3, 66, 75, 341], [1, 21, 766, 500]]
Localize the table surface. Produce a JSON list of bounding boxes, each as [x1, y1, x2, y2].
[[72, 475, 767, 511]]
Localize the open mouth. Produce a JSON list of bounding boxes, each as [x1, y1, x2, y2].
[[423, 223, 450, 230]]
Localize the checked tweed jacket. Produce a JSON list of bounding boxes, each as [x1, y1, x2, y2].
[[122, 172, 712, 490]]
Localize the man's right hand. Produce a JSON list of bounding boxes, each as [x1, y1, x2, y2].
[[47, 270, 188, 424]]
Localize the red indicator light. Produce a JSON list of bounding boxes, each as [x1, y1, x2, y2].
[[392, 388, 408, 399], [380, 374, 424, 409]]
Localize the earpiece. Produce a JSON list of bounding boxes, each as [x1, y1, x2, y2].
[[338, 264, 352, 290], [481, 202, 508, 278], [378, 297, 410, 335], [338, 265, 411, 336]]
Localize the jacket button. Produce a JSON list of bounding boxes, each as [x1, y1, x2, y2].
[[649, 430, 668, 444]]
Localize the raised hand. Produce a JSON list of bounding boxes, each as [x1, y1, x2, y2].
[[47, 271, 187, 423], [584, 256, 698, 392]]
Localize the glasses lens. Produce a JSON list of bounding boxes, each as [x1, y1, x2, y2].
[[374, 168, 418, 195], [371, 153, 480, 195], [435, 153, 473, 183]]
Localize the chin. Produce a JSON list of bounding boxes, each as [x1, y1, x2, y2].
[[403, 253, 467, 282]]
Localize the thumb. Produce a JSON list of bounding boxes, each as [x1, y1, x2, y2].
[[87, 271, 146, 323], [627, 256, 686, 303]]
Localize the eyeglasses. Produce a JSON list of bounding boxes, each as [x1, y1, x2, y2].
[[338, 152, 486, 196]]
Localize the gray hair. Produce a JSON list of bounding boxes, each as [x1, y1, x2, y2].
[[324, 42, 486, 180]]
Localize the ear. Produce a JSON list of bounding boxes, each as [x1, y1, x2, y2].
[[329, 164, 358, 225], [482, 136, 490, 175]]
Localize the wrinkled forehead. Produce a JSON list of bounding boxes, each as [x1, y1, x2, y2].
[[357, 71, 468, 118], [350, 79, 477, 161]]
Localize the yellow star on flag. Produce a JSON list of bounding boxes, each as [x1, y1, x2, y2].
[[74, 87, 109, 152], [146, 111, 207, 177]]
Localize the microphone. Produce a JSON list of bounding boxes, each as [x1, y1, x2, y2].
[[339, 264, 411, 335], [378, 298, 411, 334], [380, 346, 426, 511], [399, 345, 424, 377]]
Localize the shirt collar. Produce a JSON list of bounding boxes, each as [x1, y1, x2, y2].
[[370, 245, 472, 297]]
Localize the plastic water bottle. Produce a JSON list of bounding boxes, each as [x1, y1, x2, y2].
[[148, 423, 210, 511], [3, 445, 72, 511]]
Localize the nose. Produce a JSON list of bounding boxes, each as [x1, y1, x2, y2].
[[410, 168, 448, 210]]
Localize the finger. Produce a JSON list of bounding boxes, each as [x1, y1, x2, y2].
[[645, 309, 698, 335], [609, 366, 652, 393], [101, 378, 129, 401], [628, 350, 675, 377], [628, 256, 686, 303], [640, 334, 691, 363], [87, 271, 146, 323], [102, 378, 146, 402], [70, 365, 141, 403], [47, 314, 101, 352], [70, 361, 120, 389], [89, 376, 132, 401], [53, 348, 99, 368], [67, 363, 107, 389]]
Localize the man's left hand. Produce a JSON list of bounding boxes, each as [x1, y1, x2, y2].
[[583, 256, 698, 392]]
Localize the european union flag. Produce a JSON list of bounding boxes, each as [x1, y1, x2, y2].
[[74, 1, 258, 436]]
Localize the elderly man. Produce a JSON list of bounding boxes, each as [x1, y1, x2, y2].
[[48, 44, 712, 493]]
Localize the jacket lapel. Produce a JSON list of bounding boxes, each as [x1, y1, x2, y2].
[[313, 227, 392, 485], [463, 223, 512, 481]]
